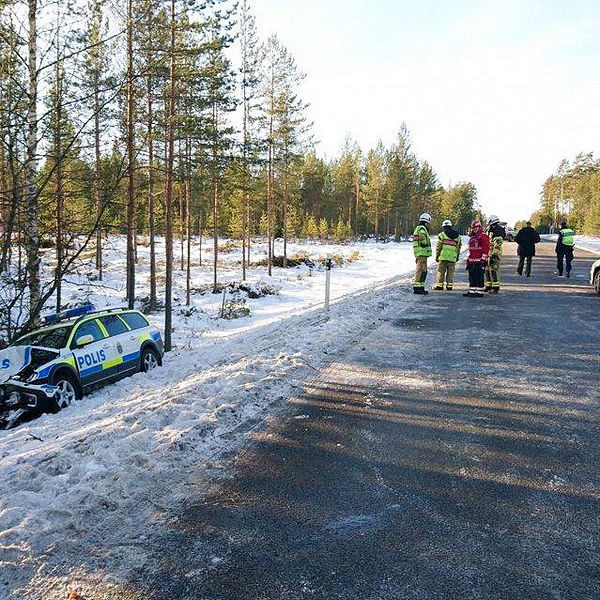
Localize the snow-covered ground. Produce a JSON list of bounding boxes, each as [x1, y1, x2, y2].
[[573, 236, 600, 255], [0, 236, 425, 598]]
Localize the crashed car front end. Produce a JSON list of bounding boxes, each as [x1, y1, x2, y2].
[[0, 345, 61, 429], [0, 381, 60, 429]]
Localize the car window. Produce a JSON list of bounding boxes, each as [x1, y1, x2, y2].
[[13, 325, 72, 350], [120, 312, 149, 331], [99, 315, 129, 337], [72, 320, 105, 347]]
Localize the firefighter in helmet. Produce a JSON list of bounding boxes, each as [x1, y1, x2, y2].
[[464, 219, 489, 298], [412, 213, 432, 295], [485, 215, 505, 293], [433, 219, 461, 291]]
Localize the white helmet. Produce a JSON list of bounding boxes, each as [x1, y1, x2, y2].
[[442, 219, 452, 227], [419, 213, 432, 223], [488, 215, 500, 226]]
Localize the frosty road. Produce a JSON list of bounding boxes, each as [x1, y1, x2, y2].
[[99, 243, 599, 599]]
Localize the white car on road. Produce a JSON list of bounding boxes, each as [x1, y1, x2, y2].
[[590, 259, 600, 294]]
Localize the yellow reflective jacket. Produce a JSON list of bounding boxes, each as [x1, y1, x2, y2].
[[413, 225, 432, 258], [436, 230, 462, 262]]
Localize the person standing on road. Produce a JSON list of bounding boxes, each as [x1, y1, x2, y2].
[[556, 221, 575, 277], [463, 220, 489, 298], [485, 215, 505, 294], [433, 219, 462, 291], [412, 213, 432, 295], [515, 221, 541, 277]]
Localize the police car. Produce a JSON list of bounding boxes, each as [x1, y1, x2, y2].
[[0, 304, 164, 429]]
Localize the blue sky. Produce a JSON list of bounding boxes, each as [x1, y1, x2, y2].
[[250, 0, 600, 224]]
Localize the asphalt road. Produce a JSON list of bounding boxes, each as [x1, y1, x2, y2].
[[61, 243, 600, 599]]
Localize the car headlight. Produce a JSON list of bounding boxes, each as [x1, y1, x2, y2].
[[6, 392, 20, 406]]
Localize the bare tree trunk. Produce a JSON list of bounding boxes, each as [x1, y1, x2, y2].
[[242, 195, 247, 280], [198, 212, 202, 266], [26, 0, 40, 318], [164, 0, 176, 351], [267, 117, 273, 276], [374, 186, 380, 238], [147, 60, 156, 312], [186, 180, 191, 305], [355, 173, 360, 236], [212, 173, 218, 292], [385, 205, 391, 240], [246, 195, 251, 266], [180, 184, 185, 271], [54, 56, 64, 312], [125, 0, 136, 308], [0, 133, 18, 273], [282, 164, 288, 268], [94, 65, 103, 280]]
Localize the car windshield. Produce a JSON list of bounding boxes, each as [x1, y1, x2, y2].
[[12, 325, 73, 350]]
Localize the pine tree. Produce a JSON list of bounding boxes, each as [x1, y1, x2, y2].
[[318, 217, 329, 240], [302, 214, 318, 239], [238, 0, 262, 278]]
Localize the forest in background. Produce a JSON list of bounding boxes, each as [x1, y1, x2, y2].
[[525, 152, 600, 234], [0, 0, 481, 346]]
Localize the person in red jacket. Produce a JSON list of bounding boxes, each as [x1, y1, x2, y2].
[[463, 219, 489, 298]]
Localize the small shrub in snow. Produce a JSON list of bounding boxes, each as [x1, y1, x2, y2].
[[220, 293, 250, 319], [137, 295, 165, 314], [253, 251, 315, 269], [218, 240, 242, 253], [239, 280, 280, 298], [178, 305, 199, 317]]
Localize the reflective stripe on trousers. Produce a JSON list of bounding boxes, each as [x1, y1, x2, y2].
[[486, 256, 501, 289], [434, 261, 456, 289]]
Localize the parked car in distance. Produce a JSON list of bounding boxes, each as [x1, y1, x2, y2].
[[590, 259, 600, 294], [0, 304, 164, 429]]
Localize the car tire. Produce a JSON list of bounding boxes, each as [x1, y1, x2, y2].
[[594, 270, 600, 295], [49, 371, 81, 411], [140, 347, 160, 373]]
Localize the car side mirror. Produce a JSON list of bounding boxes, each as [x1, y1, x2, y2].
[[76, 334, 95, 347]]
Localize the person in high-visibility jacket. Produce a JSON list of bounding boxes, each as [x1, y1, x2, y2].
[[433, 219, 462, 291], [556, 220, 575, 277], [412, 213, 432, 295], [485, 215, 505, 294]]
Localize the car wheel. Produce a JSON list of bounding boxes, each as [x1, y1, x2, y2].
[[594, 271, 600, 295], [50, 372, 80, 410], [141, 347, 159, 373]]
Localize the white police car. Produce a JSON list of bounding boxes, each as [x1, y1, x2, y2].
[[590, 259, 600, 294], [0, 304, 164, 428]]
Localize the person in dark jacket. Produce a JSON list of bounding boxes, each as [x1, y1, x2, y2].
[[555, 221, 575, 277], [515, 221, 541, 277]]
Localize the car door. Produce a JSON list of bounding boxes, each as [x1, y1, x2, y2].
[[97, 314, 138, 376], [70, 318, 116, 386]]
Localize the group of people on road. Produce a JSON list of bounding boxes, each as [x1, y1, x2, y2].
[[411, 214, 576, 297]]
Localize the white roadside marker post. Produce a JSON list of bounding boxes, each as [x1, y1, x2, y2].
[[324, 254, 332, 311]]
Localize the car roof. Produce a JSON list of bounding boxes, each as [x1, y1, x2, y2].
[[19, 309, 144, 339]]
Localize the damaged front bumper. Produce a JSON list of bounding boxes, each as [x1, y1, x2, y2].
[[0, 381, 60, 429]]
